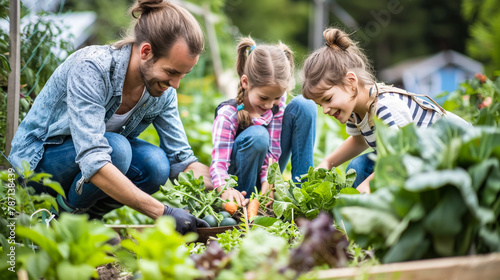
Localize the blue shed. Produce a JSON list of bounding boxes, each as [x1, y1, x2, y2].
[[379, 50, 483, 103]]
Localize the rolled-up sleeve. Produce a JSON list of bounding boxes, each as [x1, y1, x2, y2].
[[67, 59, 112, 181], [153, 89, 197, 180]]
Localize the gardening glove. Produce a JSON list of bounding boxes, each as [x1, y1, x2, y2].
[[163, 205, 210, 234]]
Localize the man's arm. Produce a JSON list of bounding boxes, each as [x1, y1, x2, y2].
[[184, 161, 213, 189], [90, 163, 164, 219]]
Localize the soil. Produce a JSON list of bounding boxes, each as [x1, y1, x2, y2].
[[96, 263, 133, 280]]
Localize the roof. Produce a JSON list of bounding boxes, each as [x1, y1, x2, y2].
[[379, 50, 483, 84]]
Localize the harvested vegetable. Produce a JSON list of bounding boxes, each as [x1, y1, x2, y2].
[[203, 215, 219, 227], [220, 217, 238, 226], [224, 201, 238, 215], [247, 199, 260, 220], [219, 211, 232, 218]]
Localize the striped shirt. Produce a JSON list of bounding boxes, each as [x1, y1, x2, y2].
[[346, 91, 443, 150], [210, 95, 286, 189]]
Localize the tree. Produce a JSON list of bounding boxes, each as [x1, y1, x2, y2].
[[462, 0, 500, 76]]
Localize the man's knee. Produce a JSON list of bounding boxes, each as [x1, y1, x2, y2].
[[105, 133, 133, 173]]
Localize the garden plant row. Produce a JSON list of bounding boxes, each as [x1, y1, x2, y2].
[[0, 75, 499, 279]]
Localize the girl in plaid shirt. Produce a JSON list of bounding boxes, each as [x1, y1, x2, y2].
[[210, 37, 317, 206]]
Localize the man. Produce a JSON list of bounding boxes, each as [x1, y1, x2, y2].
[[8, 0, 210, 234]]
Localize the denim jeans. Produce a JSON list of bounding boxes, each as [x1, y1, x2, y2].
[[229, 95, 317, 196], [31, 132, 170, 218], [346, 152, 375, 188]]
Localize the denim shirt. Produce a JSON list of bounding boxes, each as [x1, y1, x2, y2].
[[9, 44, 198, 182]]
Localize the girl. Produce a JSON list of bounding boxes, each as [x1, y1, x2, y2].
[[301, 28, 469, 193], [210, 37, 317, 205]]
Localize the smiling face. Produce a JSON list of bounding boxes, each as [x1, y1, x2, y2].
[[139, 39, 198, 97], [241, 75, 284, 116], [312, 84, 357, 124]]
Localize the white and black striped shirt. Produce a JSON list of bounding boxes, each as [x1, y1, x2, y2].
[[346, 91, 443, 150]]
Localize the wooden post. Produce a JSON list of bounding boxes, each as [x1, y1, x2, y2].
[[6, 0, 21, 156], [202, 4, 226, 96], [311, 0, 328, 50]]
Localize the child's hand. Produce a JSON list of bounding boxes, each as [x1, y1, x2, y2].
[[317, 160, 332, 170], [221, 188, 249, 207], [260, 181, 275, 208]]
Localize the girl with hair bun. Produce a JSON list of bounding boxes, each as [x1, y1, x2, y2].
[[210, 36, 317, 205], [302, 28, 469, 193]]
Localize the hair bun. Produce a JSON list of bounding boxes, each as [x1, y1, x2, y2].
[[323, 28, 352, 51]]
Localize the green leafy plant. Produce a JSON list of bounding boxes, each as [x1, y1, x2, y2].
[[161, 170, 233, 224], [0, 0, 74, 153], [335, 117, 500, 263], [441, 73, 500, 126], [15, 213, 117, 280], [117, 216, 200, 280], [268, 162, 359, 221]]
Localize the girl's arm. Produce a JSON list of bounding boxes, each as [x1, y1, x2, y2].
[[357, 173, 374, 194], [318, 135, 369, 170], [210, 107, 248, 206]]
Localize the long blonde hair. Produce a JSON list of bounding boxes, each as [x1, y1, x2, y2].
[[302, 28, 375, 99], [113, 0, 204, 61], [235, 37, 295, 129]]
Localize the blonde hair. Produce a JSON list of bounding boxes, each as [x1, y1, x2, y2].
[[235, 37, 295, 129], [113, 0, 204, 61], [302, 28, 375, 99]]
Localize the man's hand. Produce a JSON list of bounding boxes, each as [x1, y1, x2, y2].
[[163, 205, 210, 234]]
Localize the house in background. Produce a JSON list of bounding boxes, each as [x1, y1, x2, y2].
[[379, 50, 483, 103]]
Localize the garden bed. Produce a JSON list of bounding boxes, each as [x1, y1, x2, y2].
[[315, 252, 500, 280], [106, 224, 239, 244]]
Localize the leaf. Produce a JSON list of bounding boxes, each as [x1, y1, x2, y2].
[[16, 226, 61, 260], [339, 187, 360, 195], [139, 260, 163, 280], [432, 235, 456, 257], [339, 206, 400, 238], [383, 223, 426, 263], [423, 187, 466, 236], [251, 216, 279, 227], [405, 169, 482, 221], [56, 261, 96, 280], [336, 189, 395, 214], [344, 169, 357, 188], [41, 177, 65, 198], [272, 200, 298, 220], [0, 54, 11, 72], [22, 250, 51, 279]]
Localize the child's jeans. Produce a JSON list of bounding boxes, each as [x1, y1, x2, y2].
[[30, 132, 170, 218], [347, 152, 375, 188], [229, 95, 317, 196]]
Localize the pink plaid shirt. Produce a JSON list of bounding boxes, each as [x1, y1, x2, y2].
[[210, 96, 286, 189]]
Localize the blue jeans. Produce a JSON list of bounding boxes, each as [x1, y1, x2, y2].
[[31, 132, 170, 218], [229, 95, 317, 196], [346, 152, 375, 188]]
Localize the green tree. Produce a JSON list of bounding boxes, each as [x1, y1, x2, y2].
[[462, 0, 500, 76]]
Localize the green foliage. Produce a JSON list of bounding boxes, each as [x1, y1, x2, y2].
[[217, 229, 292, 280], [269, 162, 358, 221], [462, 0, 500, 75], [441, 74, 500, 126], [117, 216, 200, 280], [335, 116, 500, 263], [161, 170, 230, 223], [15, 213, 117, 280], [0, 0, 73, 153], [102, 205, 154, 225]]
